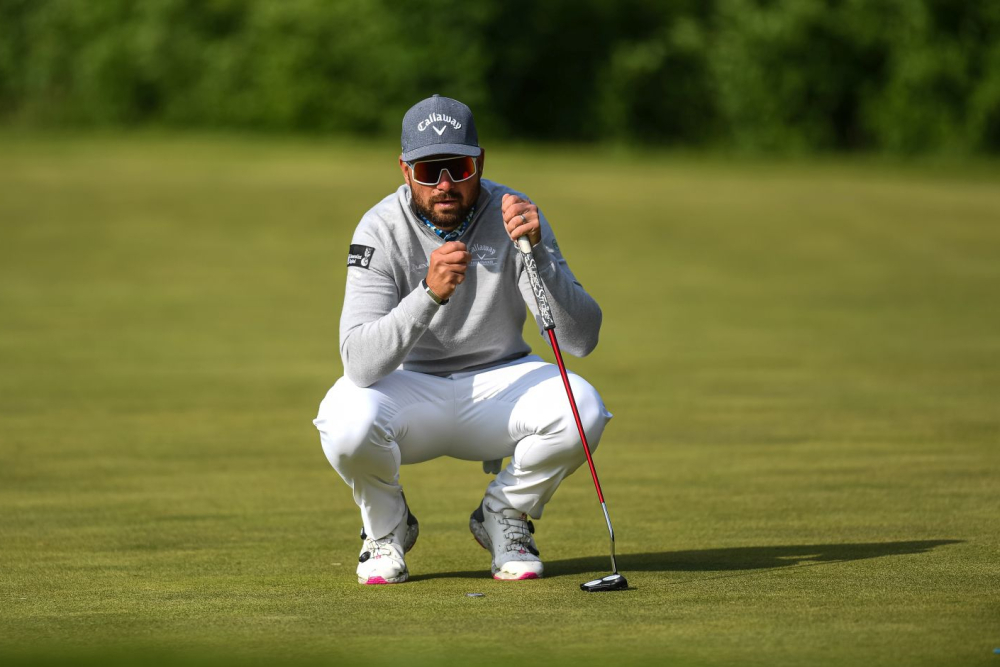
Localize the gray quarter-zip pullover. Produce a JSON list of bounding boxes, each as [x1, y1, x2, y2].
[[340, 178, 602, 387]]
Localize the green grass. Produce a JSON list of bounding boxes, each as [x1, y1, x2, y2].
[[1, 133, 998, 667]]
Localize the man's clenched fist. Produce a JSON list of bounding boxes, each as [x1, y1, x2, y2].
[[425, 241, 470, 301]]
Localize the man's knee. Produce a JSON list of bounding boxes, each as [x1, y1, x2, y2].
[[314, 381, 386, 470], [530, 374, 611, 460], [565, 375, 610, 450]]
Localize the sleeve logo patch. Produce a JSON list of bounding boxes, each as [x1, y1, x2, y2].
[[347, 244, 375, 269]]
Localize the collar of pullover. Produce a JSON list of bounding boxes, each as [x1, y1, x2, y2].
[[415, 205, 476, 242]]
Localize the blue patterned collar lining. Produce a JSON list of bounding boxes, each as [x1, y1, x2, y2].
[[416, 205, 476, 242]]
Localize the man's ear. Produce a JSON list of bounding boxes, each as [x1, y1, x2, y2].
[[399, 156, 410, 184]]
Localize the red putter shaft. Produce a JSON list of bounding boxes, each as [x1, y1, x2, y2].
[[546, 328, 605, 505]]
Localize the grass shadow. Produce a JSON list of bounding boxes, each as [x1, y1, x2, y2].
[[548, 539, 964, 577], [410, 539, 962, 581]]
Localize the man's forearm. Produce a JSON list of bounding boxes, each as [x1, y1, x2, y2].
[[340, 287, 439, 387], [525, 242, 602, 357]]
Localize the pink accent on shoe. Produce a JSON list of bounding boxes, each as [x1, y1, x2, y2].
[[493, 572, 540, 581], [364, 576, 391, 585]]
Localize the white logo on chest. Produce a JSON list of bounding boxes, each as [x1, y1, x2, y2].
[[469, 243, 498, 266]]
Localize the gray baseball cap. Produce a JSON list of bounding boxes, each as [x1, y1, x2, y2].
[[401, 94, 481, 162]]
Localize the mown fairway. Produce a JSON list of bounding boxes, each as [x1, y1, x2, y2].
[[1, 135, 998, 667]]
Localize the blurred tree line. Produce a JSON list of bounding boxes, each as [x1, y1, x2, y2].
[[1, 0, 998, 154]]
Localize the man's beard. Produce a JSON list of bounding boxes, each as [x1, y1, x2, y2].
[[411, 189, 476, 230]]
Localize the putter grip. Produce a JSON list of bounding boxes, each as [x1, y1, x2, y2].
[[517, 236, 556, 331]]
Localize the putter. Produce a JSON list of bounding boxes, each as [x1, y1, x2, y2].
[[516, 235, 628, 592]]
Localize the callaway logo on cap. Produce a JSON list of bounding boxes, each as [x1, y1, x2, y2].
[[401, 94, 481, 162]]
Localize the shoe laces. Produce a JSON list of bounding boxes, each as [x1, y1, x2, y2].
[[359, 534, 401, 563], [498, 512, 538, 555]]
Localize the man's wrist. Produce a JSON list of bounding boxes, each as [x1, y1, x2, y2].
[[421, 279, 449, 305]]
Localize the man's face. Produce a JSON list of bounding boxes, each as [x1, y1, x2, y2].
[[400, 152, 484, 230]]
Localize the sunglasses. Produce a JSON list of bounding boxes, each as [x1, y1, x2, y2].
[[407, 155, 477, 186]]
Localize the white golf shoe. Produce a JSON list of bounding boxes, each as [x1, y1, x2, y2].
[[470, 501, 543, 580], [357, 504, 418, 585]]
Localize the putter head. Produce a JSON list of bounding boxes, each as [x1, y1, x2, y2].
[[580, 573, 629, 592]]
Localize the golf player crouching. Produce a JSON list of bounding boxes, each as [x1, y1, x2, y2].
[[313, 95, 612, 584]]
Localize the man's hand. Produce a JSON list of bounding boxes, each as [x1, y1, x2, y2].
[[502, 194, 542, 247], [426, 241, 470, 301]]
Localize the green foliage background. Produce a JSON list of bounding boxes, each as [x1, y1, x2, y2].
[[2, 0, 1000, 154]]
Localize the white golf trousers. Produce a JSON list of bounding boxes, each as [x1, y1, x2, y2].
[[313, 355, 612, 540]]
